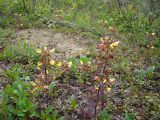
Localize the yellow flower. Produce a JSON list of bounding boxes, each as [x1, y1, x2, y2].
[[104, 20, 108, 24], [46, 70, 49, 74], [50, 60, 56, 65], [106, 87, 111, 92], [68, 61, 72, 68], [151, 33, 155, 35], [100, 37, 104, 41], [31, 87, 38, 94], [109, 78, 115, 83], [103, 79, 107, 83], [44, 47, 47, 51], [95, 85, 99, 91], [37, 62, 42, 66], [53, 76, 56, 80], [36, 49, 42, 54], [35, 79, 41, 84], [109, 26, 112, 29], [30, 81, 37, 87], [105, 36, 109, 40], [37, 67, 41, 70], [56, 61, 62, 67], [80, 60, 83, 65], [110, 41, 120, 49]]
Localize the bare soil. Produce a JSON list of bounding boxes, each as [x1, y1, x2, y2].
[[16, 29, 95, 59]]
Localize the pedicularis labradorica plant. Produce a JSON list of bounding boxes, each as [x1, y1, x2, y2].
[[31, 47, 56, 93], [93, 35, 119, 118]]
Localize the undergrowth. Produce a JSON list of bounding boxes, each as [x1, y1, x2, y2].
[[0, 0, 160, 120]]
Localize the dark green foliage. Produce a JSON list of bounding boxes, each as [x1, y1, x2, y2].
[[99, 109, 110, 120], [69, 95, 78, 111], [4, 64, 29, 81], [125, 112, 135, 120], [0, 81, 38, 120], [41, 106, 64, 120], [3, 42, 40, 63]]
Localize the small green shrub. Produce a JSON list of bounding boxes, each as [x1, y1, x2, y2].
[[4, 45, 15, 60], [136, 66, 155, 80], [99, 109, 110, 120], [4, 64, 28, 81], [14, 42, 40, 63], [125, 112, 135, 120], [0, 81, 38, 120], [111, 57, 129, 73], [3, 42, 40, 63], [69, 95, 78, 111], [49, 81, 58, 96], [0, 53, 4, 61], [41, 106, 64, 120]]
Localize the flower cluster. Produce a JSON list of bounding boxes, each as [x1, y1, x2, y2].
[[94, 76, 115, 92], [36, 47, 63, 69], [93, 35, 119, 117]]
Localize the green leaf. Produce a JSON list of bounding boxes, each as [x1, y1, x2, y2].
[[45, 106, 53, 115], [79, 55, 91, 64], [125, 112, 135, 120], [99, 109, 110, 120], [53, 110, 58, 120], [70, 95, 78, 110]]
